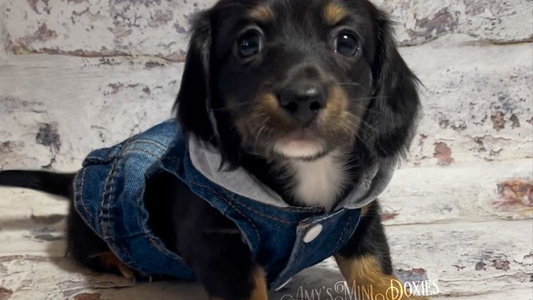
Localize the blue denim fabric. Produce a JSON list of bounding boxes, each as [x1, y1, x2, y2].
[[73, 119, 362, 289]]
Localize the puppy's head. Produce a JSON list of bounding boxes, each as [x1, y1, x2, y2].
[[176, 0, 419, 166]]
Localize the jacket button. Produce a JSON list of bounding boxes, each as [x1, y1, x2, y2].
[[303, 224, 323, 243]]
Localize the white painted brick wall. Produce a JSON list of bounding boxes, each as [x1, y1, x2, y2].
[[3, 0, 532, 57], [0, 0, 532, 170], [0, 0, 7, 61], [374, 0, 533, 45]]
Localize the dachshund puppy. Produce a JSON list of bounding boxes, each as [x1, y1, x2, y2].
[[0, 0, 423, 299]]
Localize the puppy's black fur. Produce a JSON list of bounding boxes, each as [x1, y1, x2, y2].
[[0, 0, 420, 299]]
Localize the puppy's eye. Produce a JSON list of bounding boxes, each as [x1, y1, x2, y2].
[[237, 30, 263, 58], [335, 32, 360, 57]]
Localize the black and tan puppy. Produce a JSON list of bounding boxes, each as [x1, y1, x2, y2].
[[0, 0, 424, 299]]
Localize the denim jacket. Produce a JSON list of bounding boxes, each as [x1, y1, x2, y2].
[[73, 119, 395, 290]]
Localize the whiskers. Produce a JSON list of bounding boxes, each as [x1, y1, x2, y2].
[[211, 101, 251, 112], [253, 116, 272, 151], [345, 95, 382, 103], [338, 82, 369, 91], [217, 88, 393, 160]]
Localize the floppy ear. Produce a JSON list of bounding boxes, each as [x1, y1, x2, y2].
[[174, 11, 217, 143], [365, 7, 421, 159]]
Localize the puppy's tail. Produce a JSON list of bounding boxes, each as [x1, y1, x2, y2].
[[0, 170, 75, 199]]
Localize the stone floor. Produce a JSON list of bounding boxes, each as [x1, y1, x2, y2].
[[1, 160, 532, 300]]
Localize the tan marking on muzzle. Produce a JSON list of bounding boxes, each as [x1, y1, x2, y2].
[[322, 85, 349, 119], [257, 92, 280, 112]]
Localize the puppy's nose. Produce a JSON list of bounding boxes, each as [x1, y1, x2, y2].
[[278, 84, 327, 124]]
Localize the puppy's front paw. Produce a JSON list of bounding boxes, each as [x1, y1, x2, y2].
[[91, 252, 152, 283]]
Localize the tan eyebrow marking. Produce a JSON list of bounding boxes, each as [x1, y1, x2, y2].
[[248, 4, 274, 22], [323, 2, 348, 26]]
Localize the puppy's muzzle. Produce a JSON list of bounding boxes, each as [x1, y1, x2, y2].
[[278, 82, 328, 124], [275, 64, 329, 124]]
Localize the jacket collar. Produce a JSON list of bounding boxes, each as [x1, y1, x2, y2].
[[188, 136, 396, 211]]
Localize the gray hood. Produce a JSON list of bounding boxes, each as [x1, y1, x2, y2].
[[188, 136, 396, 211]]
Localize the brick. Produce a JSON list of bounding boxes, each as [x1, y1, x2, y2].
[[3, 0, 532, 58], [374, 0, 533, 46]]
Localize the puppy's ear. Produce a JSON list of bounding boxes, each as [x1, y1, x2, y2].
[[174, 11, 216, 142], [364, 6, 421, 159]]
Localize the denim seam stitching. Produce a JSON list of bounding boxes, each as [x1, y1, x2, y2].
[[334, 213, 355, 252], [100, 139, 135, 243], [196, 183, 261, 243], [118, 145, 184, 263], [74, 168, 100, 241], [125, 139, 167, 152], [149, 238, 185, 261], [102, 160, 118, 243], [77, 167, 93, 222], [106, 149, 137, 266], [122, 149, 161, 161], [235, 200, 299, 225]]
